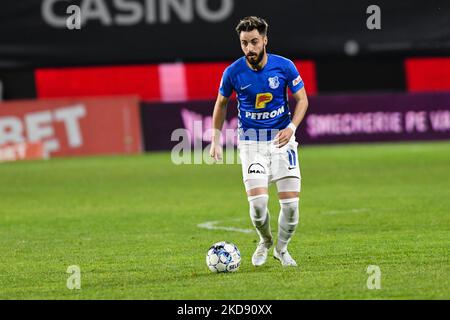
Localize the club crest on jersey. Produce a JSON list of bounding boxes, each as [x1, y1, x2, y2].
[[255, 93, 273, 109], [268, 76, 280, 89]]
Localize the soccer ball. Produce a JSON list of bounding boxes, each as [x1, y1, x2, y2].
[[206, 241, 241, 273]]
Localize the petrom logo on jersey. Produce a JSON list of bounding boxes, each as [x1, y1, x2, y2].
[[255, 93, 273, 109]]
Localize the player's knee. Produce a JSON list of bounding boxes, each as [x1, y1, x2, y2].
[[249, 194, 268, 214], [248, 194, 269, 221], [278, 191, 299, 199], [279, 198, 299, 224]]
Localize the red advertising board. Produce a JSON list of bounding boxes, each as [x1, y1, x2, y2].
[[35, 60, 317, 102], [35, 66, 161, 101], [405, 57, 450, 92], [0, 142, 45, 162], [0, 97, 142, 158]]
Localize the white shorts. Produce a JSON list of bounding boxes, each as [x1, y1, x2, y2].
[[238, 136, 301, 184]]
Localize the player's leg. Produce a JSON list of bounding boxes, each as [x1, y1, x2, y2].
[[245, 179, 273, 266], [270, 140, 301, 266], [246, 179, 272, 244], [274, 177, 300, 267], [239, 142, 273, 266]]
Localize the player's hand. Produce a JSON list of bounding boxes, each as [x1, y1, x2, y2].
[[274, 128, 294, 148], [209, 141, 223, 162]]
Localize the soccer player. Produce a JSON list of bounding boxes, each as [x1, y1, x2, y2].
[[209, 16, 309, 267]]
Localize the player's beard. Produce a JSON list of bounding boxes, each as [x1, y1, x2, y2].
[[247, 46, 266, 67]]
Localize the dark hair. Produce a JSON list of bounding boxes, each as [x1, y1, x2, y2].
[[235, 16, 269, 36]]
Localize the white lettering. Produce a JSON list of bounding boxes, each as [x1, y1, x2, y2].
[[196, 0, 234, 22], [0, 105, 87, 157], [66, 265, 81, 290], [54, 106, 86, 148], [366, 5, 381, 30], [25, 111, 59, 156], [0, 143, 28, 162], [42, 0, 70, 28], [405, 111, 427, 132], [42, 0, 235, 27], [145, 0, 157, 23], [0, 117, 24, 145], [81, 0, 113, 26], [429, 110, 450, 132], [277, 106, 284, 116], [244, 106, 285, 120], [66, 5, 82, 30], [367, 265, 381, 289], [114, 0, 144, 25], [170, 128, 191, 165], [307, 112, 403, 138], [161, 0, 193, 23]]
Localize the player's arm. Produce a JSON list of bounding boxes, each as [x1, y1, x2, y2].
[[275, 87, 309, 147], [209, 93, 229, 161], [290, 87, 309, 130]]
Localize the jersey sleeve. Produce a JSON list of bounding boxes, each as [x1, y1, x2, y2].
[[286, 60, 304, 94], [219, 67, 233, 98]]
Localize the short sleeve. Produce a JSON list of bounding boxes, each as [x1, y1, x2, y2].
[[286, 60, 304, 94], [219, 68, 233, 98]]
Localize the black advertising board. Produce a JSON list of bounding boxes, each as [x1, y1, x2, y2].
[[1, 0, 449, 68]]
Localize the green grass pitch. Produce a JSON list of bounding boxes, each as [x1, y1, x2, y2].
[[0, 141, 449, 299]]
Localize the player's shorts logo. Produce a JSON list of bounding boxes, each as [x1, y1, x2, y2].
[[248, 163, 266, 174], [255, 93, 273, 109], [268, 76, 280, 89], [287, 149, 297, 170]]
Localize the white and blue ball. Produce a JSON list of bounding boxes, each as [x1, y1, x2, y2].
[[206, 241, 241, 273]]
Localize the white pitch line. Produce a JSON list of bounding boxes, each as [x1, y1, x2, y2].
[[321, 208, 370, 215], [197, 221, 254, 234]]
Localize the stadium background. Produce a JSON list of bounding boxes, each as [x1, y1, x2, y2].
[[0, 0, 449, 300], [1, 0, 450, 159]]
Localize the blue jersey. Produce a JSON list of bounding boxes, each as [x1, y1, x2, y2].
[[219, 54, 304, 141]]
